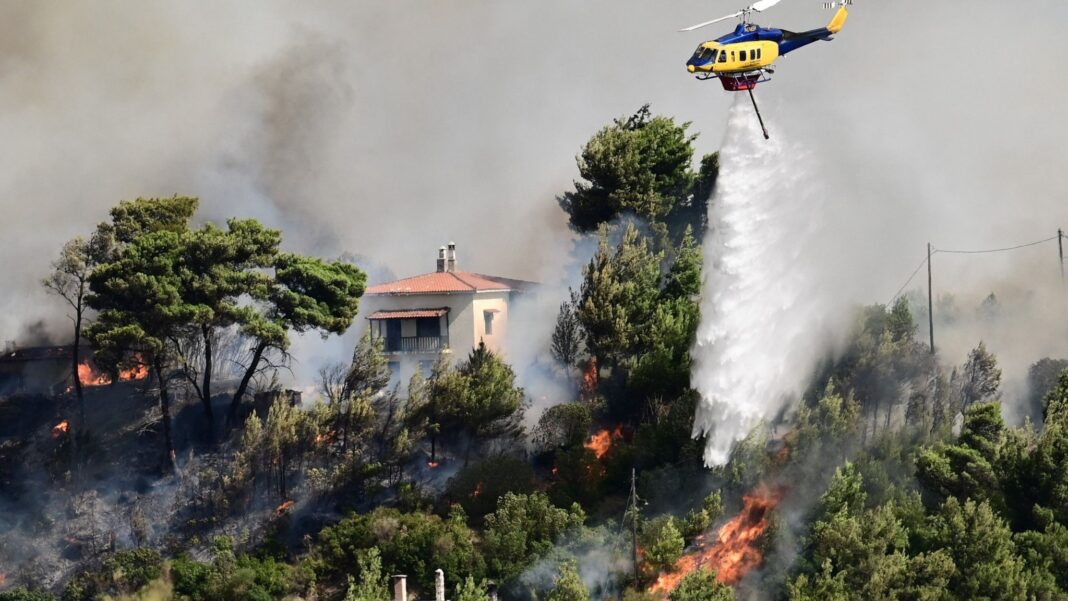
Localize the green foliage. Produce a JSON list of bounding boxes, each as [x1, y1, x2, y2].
[[549, 445, 605, 510], [915, 402, 1005, 511], [682, 491, 724, 540], [640, 515, 685, 572], [533, 403, 593, 452], [482, 492, 586, 582], [551, 290, 584, 370], [546, 562, 589, 601], [932, 497, 1029, 599], [446, 457, 537, 523], [313, 506, 484, 594], [61, 548, 164, 601], [794, 381, 861, 460], [420, 342, 525, 457], [577, 223, 663, 368], [1041, 368, 1068, 424], [668, 569, 734, 601], [559, 105, 697, 232], [958, 342, 1001, 410], [454, 576, 491, 601], [0, 590, 57, 601], [343, 548, 391, 601]]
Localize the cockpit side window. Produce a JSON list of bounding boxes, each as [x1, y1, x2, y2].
[[718, 51, 727, 63], [709, 49, 719, 63]]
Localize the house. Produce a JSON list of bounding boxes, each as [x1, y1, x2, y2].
[[360, 243, 536, 385]]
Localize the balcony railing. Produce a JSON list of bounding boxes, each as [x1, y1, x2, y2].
[[384, 336, 448, 354]]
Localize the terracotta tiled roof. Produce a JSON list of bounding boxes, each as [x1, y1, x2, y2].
[[368, 308, 450, 320], [366, 271, 537, 296]]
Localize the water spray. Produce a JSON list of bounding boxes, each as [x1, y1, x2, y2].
[[691, 96, 833, 466]]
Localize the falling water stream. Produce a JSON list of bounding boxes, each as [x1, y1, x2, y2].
[[692, 95, 833, 466]]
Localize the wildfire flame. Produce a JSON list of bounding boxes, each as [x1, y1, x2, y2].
[[276, 500, 296, 515], [580, 356, 599, 400], [315, 431, 337, 445], [650, 486, 785, 595], [0, 572, 6, 586], [77, 361, 111, 386], [76, 356, 149, 387], [472, 482, 484, 498], [584, 424, 624, 460], [52, 420, 70, 438], [427, 461, 440, 469]]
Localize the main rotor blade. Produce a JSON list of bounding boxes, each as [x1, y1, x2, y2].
[[678, 10, 744, 32], [751, 0, 783, 12]]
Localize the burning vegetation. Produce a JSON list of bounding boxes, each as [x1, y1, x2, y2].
[[76, 357, 148, 387], [51, 420, 70, 438], [584, 424, 624, 460], [650, 486, 785, 594]]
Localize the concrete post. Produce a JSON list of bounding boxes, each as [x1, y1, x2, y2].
[[392, 575, 407, 601], [435, 569, 446, 601]]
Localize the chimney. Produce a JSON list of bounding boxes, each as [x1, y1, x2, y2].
[[437, 246, 447, 273], [446, 242, 457, 273], [435, 569, 446, 601], [393, 575, 408, 601]]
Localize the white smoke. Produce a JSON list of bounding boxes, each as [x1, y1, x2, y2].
[[691, 96, 843, 466]]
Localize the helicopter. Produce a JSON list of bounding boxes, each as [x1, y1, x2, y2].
[[680, 0, 851, 139]]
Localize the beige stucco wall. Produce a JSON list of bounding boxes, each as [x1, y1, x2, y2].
[[354, 290, 518, 389], [470, 291, 510, 357]]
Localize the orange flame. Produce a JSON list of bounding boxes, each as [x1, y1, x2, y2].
[[276, 500, 296, 515], [584, 425, 624, 460], [78, 360, 111, 387], [472, 482, 484, 498], [315, 431, 337, 445], [76, 355, 148, 387], [119, 362, 148, 381], [580, 356, 599, 400], [650, 486, 785, 595], [427, 461, 440, 469], [52, 420, 70, 438]]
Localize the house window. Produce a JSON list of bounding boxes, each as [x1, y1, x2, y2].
[[484, 310, 495, 335]]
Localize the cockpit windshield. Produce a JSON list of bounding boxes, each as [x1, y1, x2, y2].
[[693, 46, 717, 63]]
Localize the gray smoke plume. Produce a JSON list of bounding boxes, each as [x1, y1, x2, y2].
[[2, 1, 1067, 450]]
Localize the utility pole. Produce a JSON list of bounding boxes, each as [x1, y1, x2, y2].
[[927, 243, 935, 355], [1059, 228, 1064, 282], [626, 468, 641, 582]]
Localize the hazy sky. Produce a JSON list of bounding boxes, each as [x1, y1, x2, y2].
[[2, 0, 1066, 370]]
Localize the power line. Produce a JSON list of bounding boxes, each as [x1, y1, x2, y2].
[[932, 235, 1059, 255], [887, 254, 929, 306], [888, 234, 1061, 305]]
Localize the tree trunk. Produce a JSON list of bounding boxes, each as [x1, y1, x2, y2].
[[229, 340, 268, 425], [72, 309, 85, 425], [155, 358, 175, 473], [201, 325, 214, 442]]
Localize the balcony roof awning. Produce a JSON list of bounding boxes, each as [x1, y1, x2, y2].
[[368, 308, 449, 320]]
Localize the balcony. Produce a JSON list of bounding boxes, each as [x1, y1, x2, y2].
[[384, 335, 449, 354]]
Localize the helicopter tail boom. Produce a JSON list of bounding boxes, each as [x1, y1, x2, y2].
[[827, 6, 848, 33]]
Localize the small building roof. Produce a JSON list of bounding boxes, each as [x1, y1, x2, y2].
[[368, 308, 450, 320], [366, 271, 537, 296], [0, 346, 75, 363]]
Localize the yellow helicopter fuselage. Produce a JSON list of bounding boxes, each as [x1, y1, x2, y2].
[[687, 40, 780, 75]]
